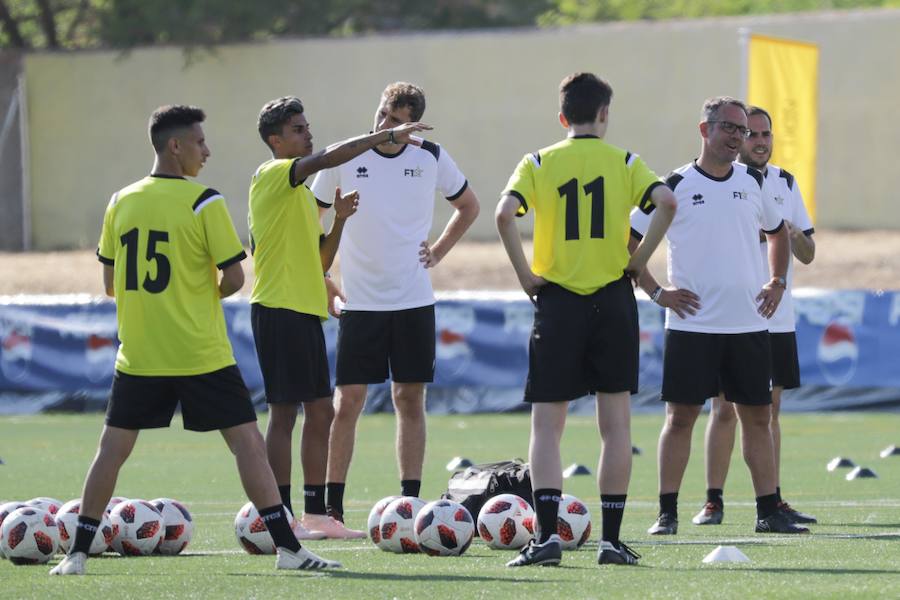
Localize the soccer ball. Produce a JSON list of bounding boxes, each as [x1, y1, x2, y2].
[[477, 494, 534, 550], [150, 498, 194, 555], [557, 494, 592, 550], [25, 497, 63, 515], [0, 507, 59, 565], [234, 502, 297, 555], [109, 499, 163, 556], [0, 502, 27, 559], [366, 496, 399, 546], [378, 496, 426, 553], [56, 499, 114, 555], [105, 496, 127, 515], [415, 500, 475, 557]]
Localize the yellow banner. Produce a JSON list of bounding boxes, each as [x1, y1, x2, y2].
[[747, 33, 819, 223]]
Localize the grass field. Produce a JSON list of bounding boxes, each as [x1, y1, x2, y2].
[[1, 412, 898, 599]]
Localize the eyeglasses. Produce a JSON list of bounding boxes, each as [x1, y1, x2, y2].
[[707, 120, 751, 138], [747, 130, 772, 139]]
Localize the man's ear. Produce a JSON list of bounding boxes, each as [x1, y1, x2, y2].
[[699, 120, 709, 139], [598, 105, 609, 124], [167, 136, 180, 155], [558, 112, 570, 129]]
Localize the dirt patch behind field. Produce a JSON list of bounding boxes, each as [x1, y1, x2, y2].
[[1, 229, 898, 296]]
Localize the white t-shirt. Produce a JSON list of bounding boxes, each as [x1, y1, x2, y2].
[[631, 161, 784, 334], [754, 165, 814, 333], [310, 141, 467, 311]]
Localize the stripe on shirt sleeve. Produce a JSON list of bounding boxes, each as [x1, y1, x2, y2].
[[506, 190, 528, 216], [446, 180, 468, 201], [289, 158, 306, 188], [96, 247, 114, 265], [762, 219, 785, 235], [803, 227, 815, 236], [630, 227, 644, 241], [528, 152, 541, 169], [216, 250, 247, 270], [638, 181, 665, 214], [193, 188, 224, 214]]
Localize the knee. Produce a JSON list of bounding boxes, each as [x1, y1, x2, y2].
[[711, 402, 737, 425], [267, 406, 298, 434], [334, 391, 366, 422], [393, 387, 425, 418], [666, 409, 698, 432], [305, 400, 335, 427]]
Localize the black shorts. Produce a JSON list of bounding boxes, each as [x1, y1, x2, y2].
[[335, 305, 435, 385], [770, 331, 801, 389], [251, 304, 333, 404], [525, 277, 639, 403], [105, 365, 257, 432], [661, 330, 772, 406]]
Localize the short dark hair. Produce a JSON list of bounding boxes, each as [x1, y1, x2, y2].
[[258, 96, 305, 150], [382, 82, 426, 122], [559, 73, 613, 125], [148, 105, 205, 152], [747, 105, 773, 128], [702, 96, 748, 123]]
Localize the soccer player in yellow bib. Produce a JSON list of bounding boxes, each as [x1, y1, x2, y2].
[[51, 105, 339, 576], [249, 97, 431, 539], [496, 73, 676, 567]]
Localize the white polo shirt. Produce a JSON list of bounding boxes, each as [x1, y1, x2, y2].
[[755, 164, 815, 333], [310, 141, 467, 311], [631, 161, 784, 334]]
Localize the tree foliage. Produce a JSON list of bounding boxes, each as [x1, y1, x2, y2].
[[0, 0, 897, 52]]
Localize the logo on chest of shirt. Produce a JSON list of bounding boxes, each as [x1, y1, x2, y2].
[[356, 166, 369, 178], [403, 166, 424, 178], [774, 194, 785, 205], [733, 190, 748, 200], [691, 193, 704, 206]]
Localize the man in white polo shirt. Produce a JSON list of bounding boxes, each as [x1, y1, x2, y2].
[[310, 82, 480, 520], [692, 105, 817, 527], [630, 96, 808, 535]]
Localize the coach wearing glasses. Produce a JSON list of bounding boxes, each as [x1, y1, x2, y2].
[[629, 97, 808, 535]]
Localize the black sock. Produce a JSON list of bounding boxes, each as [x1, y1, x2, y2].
[[258, 504, 300, 552], [600, 494, 627, 543], [278, 484, 292, 516], [775, 486, 783, 504], [400, 479, 421, 498], [71, 516, 100, 555], [756, 493, 778, 520], [326, 482, 346, 515], [303, 484, 326, 515], [533, 488, 562, 543], [659, 492, 678, 518], [707, 488, 724, 506]]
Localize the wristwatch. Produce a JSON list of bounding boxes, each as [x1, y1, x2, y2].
[[771, 276, 786, 289]]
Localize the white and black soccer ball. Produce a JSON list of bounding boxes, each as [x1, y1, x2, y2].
[[415, 500, 475, 557], [234, 501, 297, 555], [56, 499, 114, 555], [557, 494, 592, 550], [105, 496, 127, 515], [378, 496, 426, 553], [0, 507, 59, 565], [477, 494, 534, 550], [0, 502, 27, 559], [25, 497, 63, 516], [366, 496, 399, 547], [150, 498, 194, 555], [109, 499, 163, 556]]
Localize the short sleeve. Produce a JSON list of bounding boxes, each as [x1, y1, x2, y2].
[[436, 148, 468, 201], [97, 193, 117, 265], [628, 153, 664, 209], [309, 167, 338, 208], [196, 191, 246, 269], [502, 154, 537, 217], [790, 181, 814, 235], [759, 179, 784, 233], [630, 206, 651, 240]]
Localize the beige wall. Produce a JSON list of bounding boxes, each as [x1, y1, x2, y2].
[[23, 9, 900, 248]]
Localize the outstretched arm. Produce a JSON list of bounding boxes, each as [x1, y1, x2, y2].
[[293, 122, 432, 182]]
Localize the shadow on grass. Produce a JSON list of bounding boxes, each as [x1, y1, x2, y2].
[[813, 533, 900, 541], [751, 567, 900, 576], [229, 571, 559, 582], [834, 523, 900, 528]]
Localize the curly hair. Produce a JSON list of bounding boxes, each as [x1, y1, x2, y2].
[[381, 82, 426, 122]]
